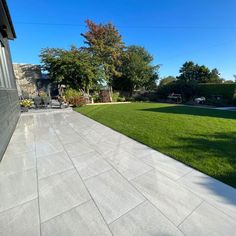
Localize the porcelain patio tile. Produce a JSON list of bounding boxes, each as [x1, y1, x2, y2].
[[110, 201, 183, 236], [179, 202, 236, 236], [131, 169, 203, 226], [0, 199, 40, 236], [38, 169, 91, 222], [85, 169, 145, 224], [106, 151, 153, 180], [72, 153, 112, 180], [0, 169, 37, 212], [37, 151, 74, 179], [41, 200, 112, 236]]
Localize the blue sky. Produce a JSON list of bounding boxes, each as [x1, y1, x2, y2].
[[8, 0, 236, 80]]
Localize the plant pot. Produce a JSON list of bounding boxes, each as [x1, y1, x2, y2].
[[21, 106, 29, 112]]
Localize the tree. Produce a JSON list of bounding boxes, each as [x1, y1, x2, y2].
[[112, 45, 159, 95], [81, 20, 124, 87], [209, 68, 222, 83], [159, 76, 176, 87], [40, 46, 101, 93], [177, 61, 222, 83]]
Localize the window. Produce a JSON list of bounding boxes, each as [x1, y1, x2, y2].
[[0, 44, 5, 87], [0, 41, 11, 88]]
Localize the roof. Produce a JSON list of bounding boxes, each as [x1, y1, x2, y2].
[[0, 0, 16, 39]]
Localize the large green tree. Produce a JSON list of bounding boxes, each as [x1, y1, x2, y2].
[[113, 45, 159, 95], [159, 76, 176, 87], [40, 46, 101, 93], [177, 61, 222, 83], [81, 20, 124, 87]]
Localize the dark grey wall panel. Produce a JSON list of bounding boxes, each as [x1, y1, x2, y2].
[[0, 89, 20, 161]]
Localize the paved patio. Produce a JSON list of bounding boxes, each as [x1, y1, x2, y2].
[[0, 110, 236, 235]]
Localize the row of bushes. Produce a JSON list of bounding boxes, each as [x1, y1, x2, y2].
[[198, 83, 236, 100], [63, 83, 236, 107], [156, 81, 236, 106]]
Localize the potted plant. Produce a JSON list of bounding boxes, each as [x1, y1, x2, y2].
[[20, 99, 33, 112]]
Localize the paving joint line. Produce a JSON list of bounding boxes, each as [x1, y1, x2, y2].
[[177, 200, 204, 228], [33, 115, 43, 236], [0, 197, 38, 215], [40, 199, 92, 225]]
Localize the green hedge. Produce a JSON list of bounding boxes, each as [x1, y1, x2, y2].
[[198, 83, 236, 101]]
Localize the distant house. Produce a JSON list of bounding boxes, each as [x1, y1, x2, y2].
[[0, 0, 19, 161]]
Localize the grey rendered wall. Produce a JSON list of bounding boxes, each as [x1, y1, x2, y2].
[[0, 38, 20, 161], [0, 89, 20, 161]]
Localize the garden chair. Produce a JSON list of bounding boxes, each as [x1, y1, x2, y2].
[[34, 96, 42, 109]]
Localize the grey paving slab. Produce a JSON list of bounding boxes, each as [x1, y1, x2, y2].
[[121, 141, 155, 159], [85, 169, 145, 224], [0, 199, 40, 236], [99, 130, 132, 146], [178, 169, 236, 219], [0, 169, 37, 212], [64, 141, 96, 158], [131, 170, 203, 226], [36, 140, 64, 157], [54, 124, 78, 133], [140, 151, 193, 180], [0, 151, 36, 177], [110, 201, 183, 236], [37, 151, 74, 179], [72, 153, 112, 180], [106, 151, 153, 180], [179, 202, 236, 236], [9, 131, 35, 144], [57, 132, 86, 145], [41, 200, 112, 236], [84, 130, 104, 144], [4, 141, 35, 155], [94, 140, 119, 155], [38, 169, 91, 222]]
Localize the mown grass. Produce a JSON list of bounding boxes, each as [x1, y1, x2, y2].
[[75, 103, 236, 188]]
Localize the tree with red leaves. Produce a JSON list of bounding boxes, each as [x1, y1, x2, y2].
[[81, 20, 125, 89]]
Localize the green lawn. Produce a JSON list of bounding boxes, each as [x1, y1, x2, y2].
[[75, 103, 236, 188]]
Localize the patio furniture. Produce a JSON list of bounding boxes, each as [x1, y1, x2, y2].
[[34, 96, 42, 109], [42, 96, 51, 108], [168, 93, 182, 103]]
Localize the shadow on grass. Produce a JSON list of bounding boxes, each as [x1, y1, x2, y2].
[[168, 131, 236, 205], [140, 105, 236, 120]]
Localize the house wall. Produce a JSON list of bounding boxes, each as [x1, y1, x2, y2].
[[0, 33, 20, 161]]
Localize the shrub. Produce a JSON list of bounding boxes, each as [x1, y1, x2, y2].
[[20, 99, 33, 107], [64, 88, 85, 107], [133, 91, 158, 102], [112, 91, 126, 102], [92, 93, 100, 103], [117, 97, 126, 102], [68, 96, 86, 107], [233, 92, 236, 105], [112, 92, 120, 102], [38, 91, 47, 97], [64, 88, 82, 100]]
